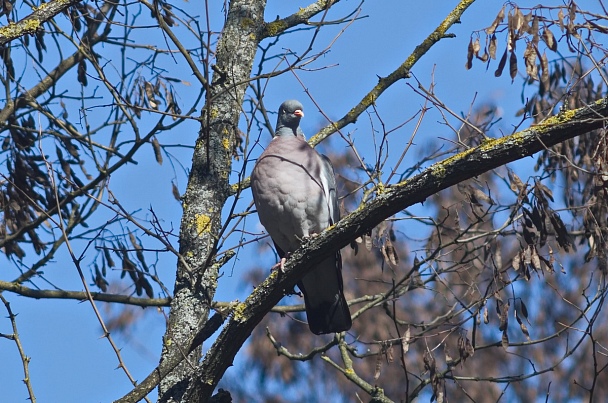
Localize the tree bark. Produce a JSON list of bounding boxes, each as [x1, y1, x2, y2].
[[0, 0, 84, 45], [182, 99, 608, 402], [156, 1, 266, 401]]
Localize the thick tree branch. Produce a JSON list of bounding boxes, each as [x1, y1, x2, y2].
[[185, 97, 608, 401], [157, 0, 266, 401], [114, 312, 229, 403], [0, 0, 83, 45]]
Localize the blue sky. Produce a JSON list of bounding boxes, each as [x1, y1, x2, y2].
[[1, 1, 599, 401]]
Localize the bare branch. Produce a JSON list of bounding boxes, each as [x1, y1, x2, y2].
[[309, 0, 477, 146], [259, 0, 343, 39], [0, 280, 170, 307], [0, 294, 36, 402], [0, 0, 83, 45], [185, 97, 608, 401], [229, 0, 477, 195]]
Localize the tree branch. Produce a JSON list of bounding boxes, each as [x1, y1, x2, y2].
[[229, 0, 477, 195], [308, 0, 477, 146], [0, 280, 170, 307], [156, 0, 267, 400], [114, 312, 229, 403], [185, 97, 608, 401], [0, 0, 117, 124], [259, 0, 342, 39], [0, 294, 36, 402], [0, 0, 84, 45], [0, 279, 309, 313]]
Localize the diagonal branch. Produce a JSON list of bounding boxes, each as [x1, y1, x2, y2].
[[113, 312, 229, 403], [0, 0, 117, 124], [185, 97, 608, 401], [0, 0, 84, 45], [229, 0, 477, 195], [308, 0, 477, 146], [259, 0, 343, 39]]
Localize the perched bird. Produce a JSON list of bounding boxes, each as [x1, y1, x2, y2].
[[251, 100, 352, 335]]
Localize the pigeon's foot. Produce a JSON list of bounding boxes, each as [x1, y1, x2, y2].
[[298, 232, 319, 244], [271, 254, 290, 273]]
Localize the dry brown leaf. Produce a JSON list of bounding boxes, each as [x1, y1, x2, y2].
[[495, 48, 508, 77], [512, 251, 521, 271], [445, 345, 454, 366], [152, 136, 163, 165], [472, 37, 481, 55], [557, 9, 565, 31], [489, 34, 497, 59], [509, 50, 518, 81], [172, 182, 181, 202], [540, 51, 550, 95], [531, 16, 539, 44], [542, 28, 558, 51], [466, 37, 474, 70], [78, 59, 88, 86], [524, 42, 538, 81], [385, 239, 399, 266], [402, 326, 411, 354], [373, 351, 382, 381], [512, 7, 525, 34], [508, 170, 526, 193], [485, 5, 505, 35]]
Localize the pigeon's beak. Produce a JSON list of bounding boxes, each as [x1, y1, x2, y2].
[[294, 109, 304, 118]]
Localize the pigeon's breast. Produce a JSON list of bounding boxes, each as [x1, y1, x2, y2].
[[251, 137, 331, 252]]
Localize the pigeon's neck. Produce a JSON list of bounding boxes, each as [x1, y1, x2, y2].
[[275, 125, 305, 139]]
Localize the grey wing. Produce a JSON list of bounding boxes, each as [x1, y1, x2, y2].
[[297, 153, 351, 335], [320, 154, 340, 225]]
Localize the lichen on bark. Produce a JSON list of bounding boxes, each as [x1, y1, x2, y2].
[[156, 1, 267, 402]]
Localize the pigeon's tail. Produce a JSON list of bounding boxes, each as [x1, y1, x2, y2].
[[304, 288, 351, 335], [298, 253, 352, 335]]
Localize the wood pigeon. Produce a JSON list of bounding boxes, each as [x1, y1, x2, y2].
[[251, 100, 352, 335]]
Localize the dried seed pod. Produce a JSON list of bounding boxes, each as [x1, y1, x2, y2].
[[489, 34, 497, 59], [78, 59, 88, 86], [523, 42, 538, 81], [402, 327, 411, 354], [485, 6, 505, 35], [542, 28, 558, 51], [501, 330, 509, 350], [509, 50, 518, 81], [495, 48, 508, 77], [172, 182, 181, 201], [466, 37, 474, 70], [152, 136, 163, 165]]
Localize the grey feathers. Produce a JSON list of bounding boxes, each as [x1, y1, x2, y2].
[[251, 100, 351, 335]]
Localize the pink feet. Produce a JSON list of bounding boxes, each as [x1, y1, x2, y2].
[[271, 257, 288, 273]]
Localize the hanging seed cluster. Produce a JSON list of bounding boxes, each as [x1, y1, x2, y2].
[[467, 2, 584, 88]]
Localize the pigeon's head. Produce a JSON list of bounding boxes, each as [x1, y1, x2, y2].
[[275, 100, 305, 137]]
